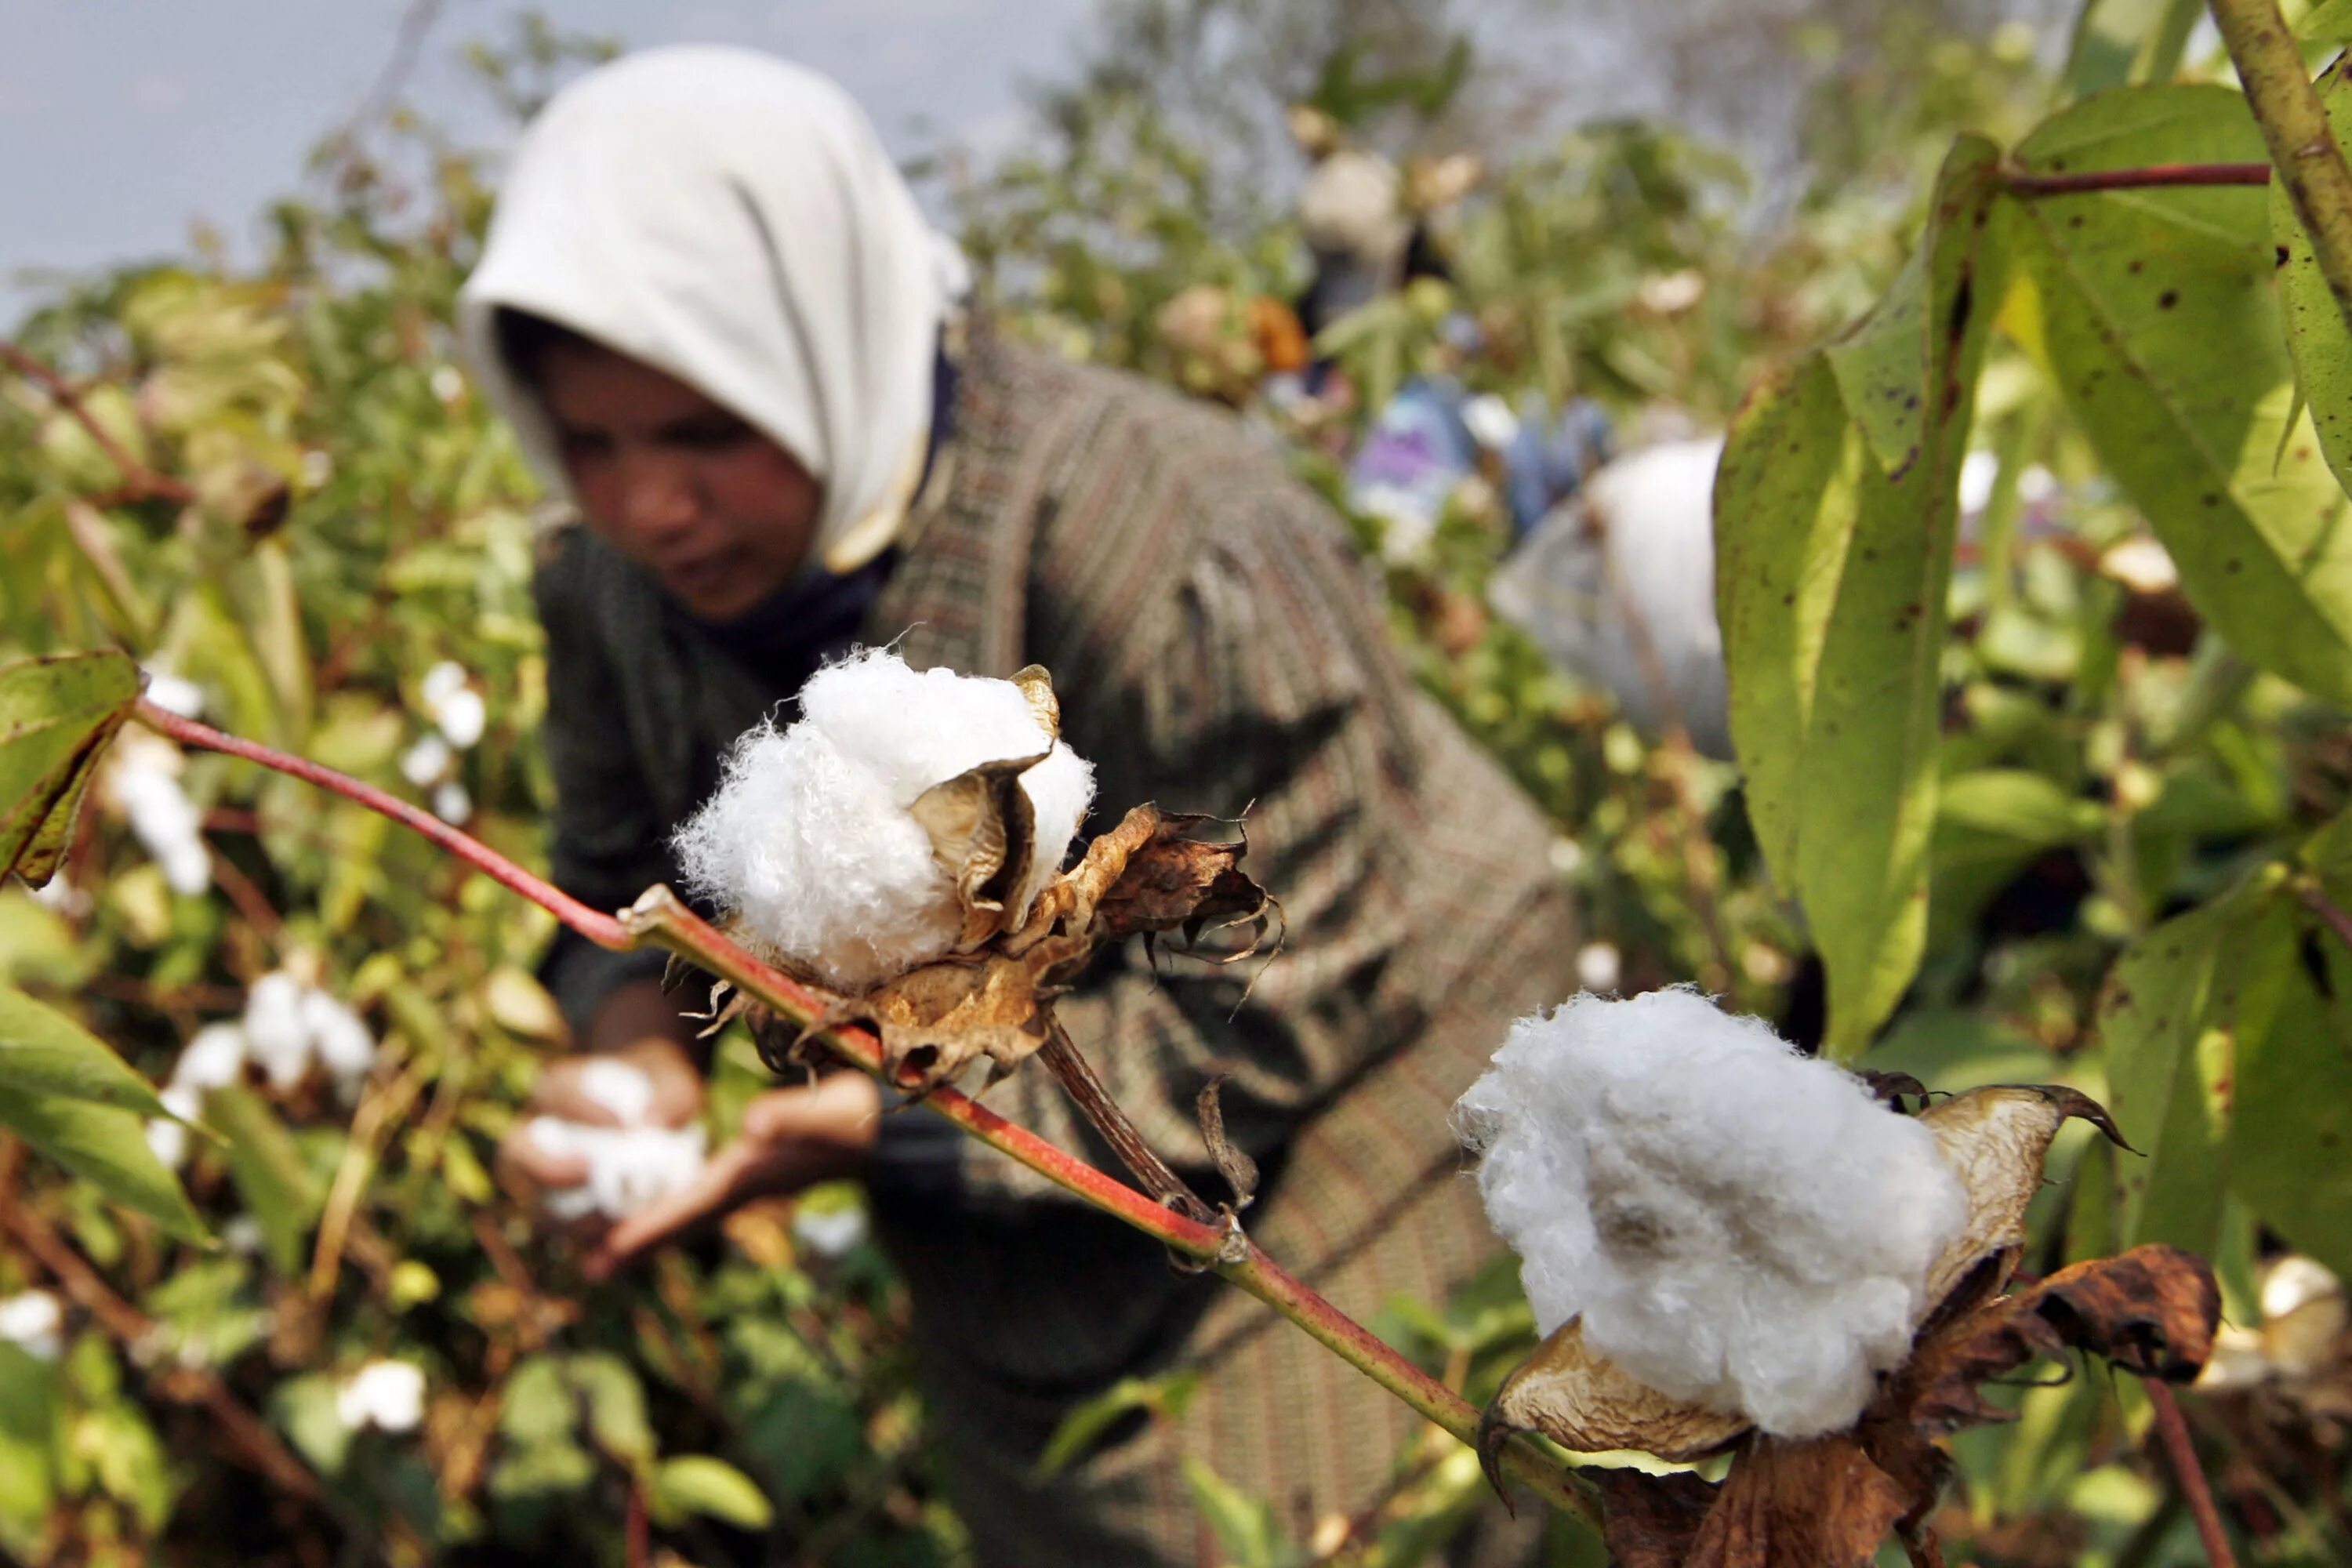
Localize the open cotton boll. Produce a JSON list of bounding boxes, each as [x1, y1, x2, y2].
[[172, 1023, 249, 1093], [676, 650, 1095, 990], [1455, 987, 1969, 1439], [300, 989, 377, 1089], [0, 1290, 64, 1363], [431, 781, 473, 825], [243, 972, 314, 1089], [434, 688, 487, 750], [336, 1359, 426, 1433], [140, 669, 206, 720], [114, 762, 210, 895], [420, 660, 469, 710], [527, 1116, 707, 1221], [147, 1083, 201, 1170], [401, 734, 453, 788], [577, 1058, 657, 1126]]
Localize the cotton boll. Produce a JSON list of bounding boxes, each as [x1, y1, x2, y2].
[[435, 688, 487, 750], [401, 734, 453, 788], [141, 669, 206, 720], [793, 1202, 869, 1260], [677, 650, 1094, 990], [242, 972, 314, 1090], [114, 763, 210, 895], [576, 1058, 656, 1127], [336, 1359, 426, 1433], [172, 1024, 249, 1093], [0, 1290, 64, 1363], [420, 660, 467, 710], [431, 781, 473, 824], [1455, 987, 1969, 1438], [526, 1114, 706, 1220], [146, 1083, 201, 1171], [301, 990, 376, 1090]]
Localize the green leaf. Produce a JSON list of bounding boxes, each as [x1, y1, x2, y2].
[[564, 1352, 653, 1469], [2229, 916, 2352, 1283], [2062, 0, 2206, 97], [2274, 58, 2352, 502], [0, 1345, 59, 1556], [1182, 1457, 1305, 1568], [2100, 869, 2295, 1255], [205, 1085, 322, 1275], [1033, 1369, 1200, 1480], [0, 986, 180, 1120], [2007, 85, 2352, 706], [648, 1454, 773, 1531], [1717, 136, 2003, 1058], [0, 1083, 206, 1242], [0, 650, 140, 886], [2299, 0, 2352, 45]]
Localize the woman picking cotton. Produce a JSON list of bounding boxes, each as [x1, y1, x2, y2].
[[462, 47, 1577, 1565]]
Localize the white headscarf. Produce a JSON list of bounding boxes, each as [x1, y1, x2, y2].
[[459, 46, 953, 575]]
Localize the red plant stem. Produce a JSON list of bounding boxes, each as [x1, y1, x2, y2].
[[2144, 1380, 2238, 1568], [144, 701, 1598, 1522], [0, 339, 196, 504], [137, 700, 630, 949], [2002, 162, 2271, 196]]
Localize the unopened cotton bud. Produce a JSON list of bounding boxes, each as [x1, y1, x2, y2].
[[336, 1359, 426, 1432], [400, 734, 453, 788], [1456, 987, 1968, 1439], [675, 650, 1095, 990], [172, 1024, 248, 1092], [0, 1290, 64, 1363], [242, 972, 313, 1090]]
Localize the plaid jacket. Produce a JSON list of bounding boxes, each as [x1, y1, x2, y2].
[[533, 336, 1578, 1564]]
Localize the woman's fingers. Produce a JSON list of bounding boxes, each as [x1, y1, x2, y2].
[[495, 1121, 592, 1198]]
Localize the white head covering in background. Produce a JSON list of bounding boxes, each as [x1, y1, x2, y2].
[[458, 45, 955, 575]]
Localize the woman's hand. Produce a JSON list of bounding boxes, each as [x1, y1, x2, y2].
[[583, 1069, 882, 1279]]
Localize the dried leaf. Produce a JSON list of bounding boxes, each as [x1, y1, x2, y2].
[[1915, 1084, 2128, 1313], [1091, 811, 1274, 950], [1479, 1317, 1751, 1499], [907, 752, 1048, 950], [1195, 1073, 1259, 1210], [1010, 663, 1061, 740], [1680, 1437, 1909, 1568]]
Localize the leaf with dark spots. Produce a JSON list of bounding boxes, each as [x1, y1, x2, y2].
[[0, 650, 141, 887]]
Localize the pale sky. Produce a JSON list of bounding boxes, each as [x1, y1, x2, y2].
[[0, 1, 1097, 318]]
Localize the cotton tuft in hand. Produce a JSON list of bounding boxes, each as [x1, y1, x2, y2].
[[674, 649, 1095, 990], [1454, 987, 1969, 1438], [527, 1058, 708, 1221]]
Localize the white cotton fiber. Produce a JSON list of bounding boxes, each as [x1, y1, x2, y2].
[[172, 1023, 250, 1093], [243, 972, 312, 1089], [528, 1116, 708, 1221], [674, 649, 1095, 990], [1454, 987, 1969, 1439]]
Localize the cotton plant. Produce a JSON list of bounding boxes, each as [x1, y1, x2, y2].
[[1457, 987, 2220, 1567], [525, 1058, 709, 1221], [143, 964, 379, 1167]]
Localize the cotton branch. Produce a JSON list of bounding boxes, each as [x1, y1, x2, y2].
[[0, 339, 196, 505], [2209, 0, 2352, 333], [2144, 1380, 2240, 1568], [2001, 162, 2271, 196], [137, 699, 1602, 1524]]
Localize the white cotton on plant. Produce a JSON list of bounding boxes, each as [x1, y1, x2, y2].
[[239, 971, 376, 1094], [1454, 987, 1970, 1439], [527, 1058, 708, 1222], [0, 1290, 64, 1363], [674, 649, 1095, 991], [420, 661, 486, 749], [336, 1359, 426, 1433], [401, 733, 454, 789], [109, 731, 211, 897], [172, 1022, 250, 1093], [431, 781, 473, 825], [140, 668, 206, 721]]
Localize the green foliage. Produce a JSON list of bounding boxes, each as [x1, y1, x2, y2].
[[0, 652, 138, 885]]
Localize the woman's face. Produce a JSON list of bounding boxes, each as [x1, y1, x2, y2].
[[534, 338, 822, 621]]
